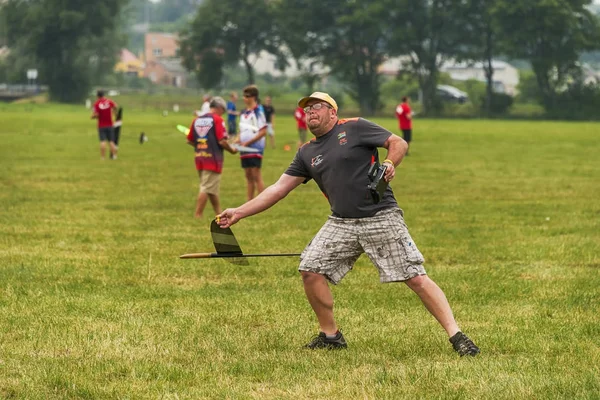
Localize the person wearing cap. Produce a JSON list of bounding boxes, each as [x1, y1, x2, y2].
[[187, 96, 238, 218], [216, 91, 479, 357]]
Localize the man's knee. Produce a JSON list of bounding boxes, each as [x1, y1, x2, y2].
[[404, 274, 430, 291], [301, 271, 325, 285]]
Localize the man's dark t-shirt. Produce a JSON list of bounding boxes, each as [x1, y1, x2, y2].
[[263, 105, 275, 123], [285, 118, 398, 218]]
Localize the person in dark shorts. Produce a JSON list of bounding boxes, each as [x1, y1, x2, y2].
[[294, 105, 308, 148], [111, 107, 123, 159], [263, 96, 276, 149], [226, 92, 239, 140], [237, 85, 267, 200], [395, 96, 413, 155], [91, 90, 119, 160], [217, 91, 480, 357]]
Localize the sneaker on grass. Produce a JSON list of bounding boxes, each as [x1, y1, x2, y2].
[[449, 331, 480, 357], [304, 331, 347, 350]]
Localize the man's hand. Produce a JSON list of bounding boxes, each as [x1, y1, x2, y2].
[[383, 161, 396, 182], [216, 209, 242, 228]]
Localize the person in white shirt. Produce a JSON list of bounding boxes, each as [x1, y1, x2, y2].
[[195, 94, 212, 116], [237, 85, 267, 200]]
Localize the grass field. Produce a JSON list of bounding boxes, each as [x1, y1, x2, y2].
[[1, 102, 599, 399]]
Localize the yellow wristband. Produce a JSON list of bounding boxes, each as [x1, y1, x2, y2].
[[383, 159, 394, 166]]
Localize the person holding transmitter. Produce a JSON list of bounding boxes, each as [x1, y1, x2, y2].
[[216, 92, 479, 356]]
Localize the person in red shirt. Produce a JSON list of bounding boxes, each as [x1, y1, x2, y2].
[[294, 105, 308, 149], [91, 90, 119, 160], [187, 96, 238, 218], [395, 96, 413, 155]]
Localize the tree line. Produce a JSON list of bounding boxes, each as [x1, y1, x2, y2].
[[180, 0, 600, 116], [2, 0, 600, 118]]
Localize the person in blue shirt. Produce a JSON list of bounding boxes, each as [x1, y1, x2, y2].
[[226, 92, 239, 140]]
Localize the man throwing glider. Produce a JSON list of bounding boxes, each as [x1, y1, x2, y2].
[[216, 92, 479, 356]]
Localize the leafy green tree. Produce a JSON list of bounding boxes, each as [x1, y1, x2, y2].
[[516, 70, 542, 103], [0, 1, 34, 82], [463, 0, 501, 116], [154, 0, 200, 23], [494, 0, 600, 112], [274, 0, 330, 94], [389, 0, 472, 115], [3, 0, 127, 102], [322, 0, 395, 115], [276, 0, 395, 115], [179, 0, 280, 88], [122, 0, 199, 25]]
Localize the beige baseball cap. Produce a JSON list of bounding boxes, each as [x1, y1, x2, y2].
[[298, 92, 338, 112]]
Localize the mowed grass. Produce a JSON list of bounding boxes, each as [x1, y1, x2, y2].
[[0, 102, 599, 399]]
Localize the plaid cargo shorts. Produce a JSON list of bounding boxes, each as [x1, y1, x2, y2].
[[299, 208, 426, 284]]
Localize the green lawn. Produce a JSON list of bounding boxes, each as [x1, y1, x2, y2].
[[0, 103, 599, 399]]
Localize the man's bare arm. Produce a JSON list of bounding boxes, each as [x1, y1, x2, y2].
[[381, 134, 408, 182], [218, 138, 238, 154], [217, 174, 305, 227]]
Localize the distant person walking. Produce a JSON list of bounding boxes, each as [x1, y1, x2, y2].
[[226, 92, 239, 140], [263, 96, 276, 149], [294, 104, 307, 148], [91, 90, 119, 160], [196, 94, 211, 117], [187, 96, 238, 218], [238, 85, 267, 201], [395, 96, 413, 155]]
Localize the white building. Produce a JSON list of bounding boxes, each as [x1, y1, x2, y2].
[[378, 57, 520, 96], [245, 50, 329, 77], [440, 60, 520, 95], [582, 63, 600, 85]]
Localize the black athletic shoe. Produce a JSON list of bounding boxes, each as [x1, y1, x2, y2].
[[449, 331, 480, 357], [304, 331, 348, 349]]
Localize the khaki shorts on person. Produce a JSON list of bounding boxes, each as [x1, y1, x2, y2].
[[298, 128, 307, 144], [299, 208, 426, 284], [198, 170, 221, 195]]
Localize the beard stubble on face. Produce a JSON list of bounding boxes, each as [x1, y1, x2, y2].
[[308, 111, 330, 135]]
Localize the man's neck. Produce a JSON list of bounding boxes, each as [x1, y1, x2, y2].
[[311, 118, 338, 137]]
